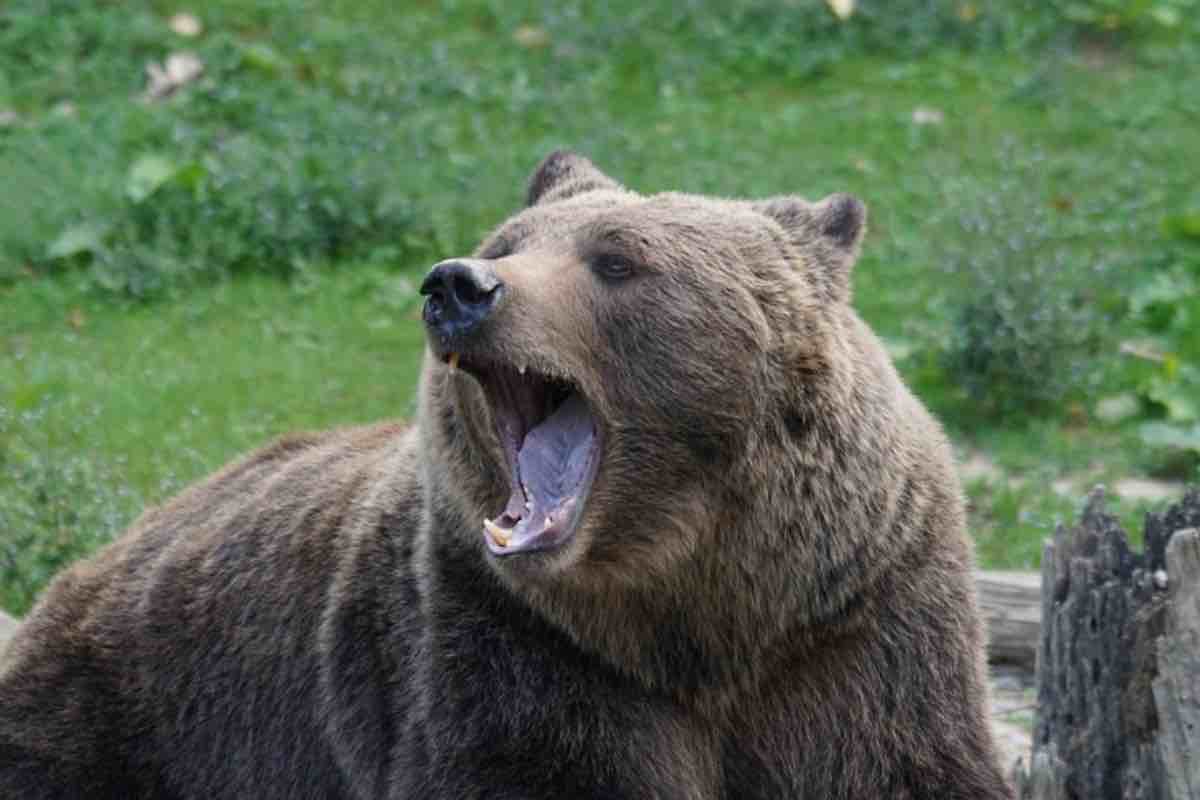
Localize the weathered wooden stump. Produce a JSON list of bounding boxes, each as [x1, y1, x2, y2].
[[1015, 487, 1200, 800]]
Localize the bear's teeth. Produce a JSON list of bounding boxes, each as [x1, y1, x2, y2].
[[447, 353, 460, 371], [483, 518, 509, 547], [518, 363, 527, 376]]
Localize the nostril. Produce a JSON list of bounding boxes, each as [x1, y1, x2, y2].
[[453, 273, 484, 306], [419, 268, 447, 299]]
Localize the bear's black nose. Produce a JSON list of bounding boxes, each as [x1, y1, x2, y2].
[[420, 259, 504, 340]]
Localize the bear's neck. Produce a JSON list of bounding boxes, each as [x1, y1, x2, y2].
[[512, 370, 932, 706]]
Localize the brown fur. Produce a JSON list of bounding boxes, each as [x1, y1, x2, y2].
[[0, 151, 1012, 798]]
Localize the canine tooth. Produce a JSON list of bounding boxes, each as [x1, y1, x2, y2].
[[447, 353, 460, 371], [518, 363, 527, 376], [483, 518, 509, 547]]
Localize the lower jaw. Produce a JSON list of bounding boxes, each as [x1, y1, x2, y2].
[[485, 491, 588, 556], [483, 430, 602, 558]]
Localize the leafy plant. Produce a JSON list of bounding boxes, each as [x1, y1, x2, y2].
[[938, 185, 1109, 420], [1054, 0, 1197, 32], [0, 410, 140, 615], [1139, 421, 1200, 477], [1162, 209, 1200, 241], [1129, 269, 1194, 333], [23, 112, 432, 294], [0, 3, 434, 297]]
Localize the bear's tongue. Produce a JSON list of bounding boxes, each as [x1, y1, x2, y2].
[[485, 391, 597, 555]]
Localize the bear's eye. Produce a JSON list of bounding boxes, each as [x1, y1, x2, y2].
[[590, 253, 636, 282]]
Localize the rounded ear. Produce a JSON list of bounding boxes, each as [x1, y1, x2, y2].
[[812, 193, 866, 251], [526, 150, 622, 207], [754, 193, 868, 302]]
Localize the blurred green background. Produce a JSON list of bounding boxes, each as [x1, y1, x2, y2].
[[2, 0, 1199, 614]]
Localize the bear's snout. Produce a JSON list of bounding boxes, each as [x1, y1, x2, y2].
[[420, 259, 504, 343]]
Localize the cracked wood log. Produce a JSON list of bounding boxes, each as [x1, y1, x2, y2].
[[977, 570, 1042, 670], [1014, 487, 1200, 800]]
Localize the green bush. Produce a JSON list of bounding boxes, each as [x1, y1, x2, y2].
[[35, 127, 425, 295], [938, 184, 1110, 420], [0, 4, 432, 296], [0, 411, 140, 615]]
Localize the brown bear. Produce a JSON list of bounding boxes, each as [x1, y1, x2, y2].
[[0, 152, 1012, 799]]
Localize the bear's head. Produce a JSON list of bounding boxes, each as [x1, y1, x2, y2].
[[418, 152, 887, 687], [420, 150, 867, 578]]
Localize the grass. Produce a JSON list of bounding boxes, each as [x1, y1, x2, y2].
[[0, 266, 425, 611], [2, 0, 1200, 613]]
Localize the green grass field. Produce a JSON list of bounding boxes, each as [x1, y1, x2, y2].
[[2, 0, 1199, 614]]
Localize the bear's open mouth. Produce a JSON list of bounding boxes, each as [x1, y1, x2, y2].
[[446, 354, 601, 556]]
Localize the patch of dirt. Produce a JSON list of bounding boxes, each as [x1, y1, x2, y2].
[[1052, 477, 1076, 497], [959, 448, 1184, 510], [960, 451, 1005, 485], [1076, 37, 1129, 72], [1113, 477, 1185, 504], [990, 665, 1035, 775]]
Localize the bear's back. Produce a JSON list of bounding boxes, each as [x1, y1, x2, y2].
[[0, 422, 421, 800]]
